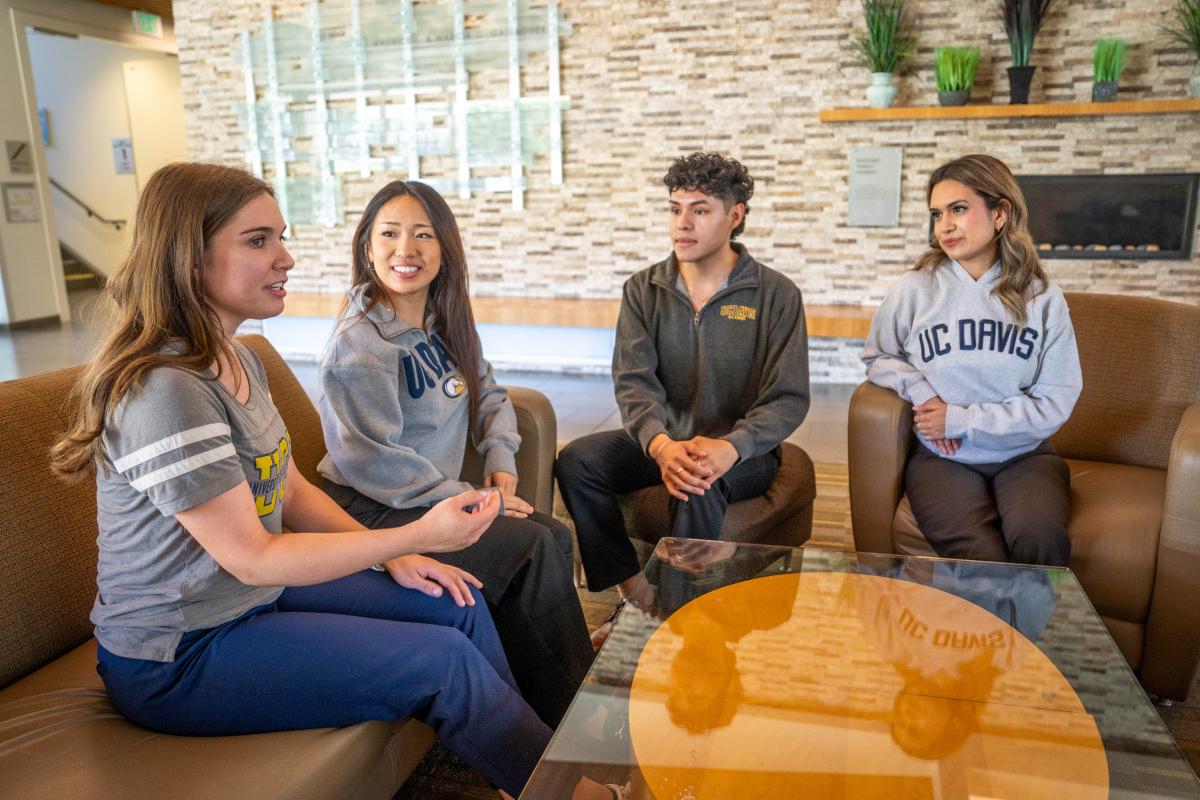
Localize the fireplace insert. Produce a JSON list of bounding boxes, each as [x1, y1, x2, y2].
[[1015, 173, 1198, 260]]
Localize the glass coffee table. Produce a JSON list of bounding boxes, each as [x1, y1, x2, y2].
[[521, 541, 1200, 799]]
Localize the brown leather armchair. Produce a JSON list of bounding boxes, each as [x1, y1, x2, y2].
[[848, 292, 1200, 701]]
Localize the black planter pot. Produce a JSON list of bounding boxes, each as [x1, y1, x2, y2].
[[1007, 65, 1036, 104], [938, 90, 970, 106], [1092, 81, 1118, 102]]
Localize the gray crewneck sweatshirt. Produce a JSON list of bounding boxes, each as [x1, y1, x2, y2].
[[862, 260, 1082, 464], [317, 284, 519, 509]]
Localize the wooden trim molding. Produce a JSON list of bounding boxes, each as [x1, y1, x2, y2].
[[281, 292, 876, 338]]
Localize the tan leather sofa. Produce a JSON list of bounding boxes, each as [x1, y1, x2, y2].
[[0, 334, 557, 799], [848, 292, 1200, 701]]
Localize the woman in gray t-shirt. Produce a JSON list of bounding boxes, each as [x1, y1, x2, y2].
[[50, 163, 619, 800]]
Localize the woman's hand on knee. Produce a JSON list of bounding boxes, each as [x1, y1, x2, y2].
[[418, 490, 501, 552], [383, 555, 483, 606], [500, 493, 533, 518]]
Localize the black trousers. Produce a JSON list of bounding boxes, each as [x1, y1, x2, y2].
[[325, 482, 594, 728], [905, 441, 1071, 567], [555, 429, 781, 592]]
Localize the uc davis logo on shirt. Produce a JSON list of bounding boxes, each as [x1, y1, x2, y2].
[[918, 318, 1039, 363], [720, 304, 757, 321], [403, 333, 464, 400], [251, 433, 291, 517]]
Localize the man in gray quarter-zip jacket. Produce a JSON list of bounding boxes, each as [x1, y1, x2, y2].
[[557, 153, 810, 627]]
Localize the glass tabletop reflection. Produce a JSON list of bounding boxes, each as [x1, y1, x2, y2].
[[521, 541, 1200, 799]]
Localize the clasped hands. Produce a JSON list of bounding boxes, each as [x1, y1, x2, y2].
[[913, 396, 961, 456], [650, 434, 739, 502]]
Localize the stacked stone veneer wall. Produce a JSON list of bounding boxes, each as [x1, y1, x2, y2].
[[178, 0, 1200, 309]]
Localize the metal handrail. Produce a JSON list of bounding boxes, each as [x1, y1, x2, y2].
[[48, 178, 126, 230]]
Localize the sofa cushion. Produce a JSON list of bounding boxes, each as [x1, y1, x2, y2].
[[892, 458, 1164, 626], [0, 640, 435, 800]]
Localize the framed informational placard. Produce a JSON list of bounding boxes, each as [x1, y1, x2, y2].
[[848, 147, 902, 227], [2, 183, 40, 223]]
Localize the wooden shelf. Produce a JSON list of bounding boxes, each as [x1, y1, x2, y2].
[[820, 98, 1200, 122]]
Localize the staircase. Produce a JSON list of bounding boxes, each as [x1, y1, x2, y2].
[[60, 244, 102, 292]]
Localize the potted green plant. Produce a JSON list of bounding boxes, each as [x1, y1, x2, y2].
[[1000, 0, 1057, 104], [1092, 38, 1128, 102], [852, 0, 917, 108], [935, 46, 981, 106], [1163, 0, 1200, 98]]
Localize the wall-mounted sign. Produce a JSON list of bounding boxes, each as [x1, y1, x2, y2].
[[112, 137, 135, 174], [2, 183, 40, 223], [132, 10, 164, 38], [6, 140, 32, 174], [848, 147, 903, 227]]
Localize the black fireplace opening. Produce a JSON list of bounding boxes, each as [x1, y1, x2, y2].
[[1015, 173, 1199, 260]]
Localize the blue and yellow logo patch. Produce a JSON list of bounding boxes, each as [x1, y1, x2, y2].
[[443, 375, 466, 398]]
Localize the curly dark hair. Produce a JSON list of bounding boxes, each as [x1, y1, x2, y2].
[[662, 152, 755, 239]]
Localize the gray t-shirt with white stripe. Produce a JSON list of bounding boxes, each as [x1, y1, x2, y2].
[[92, 341, 288, 662]]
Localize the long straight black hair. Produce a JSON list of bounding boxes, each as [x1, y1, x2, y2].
[[347, 180, 483, 442]]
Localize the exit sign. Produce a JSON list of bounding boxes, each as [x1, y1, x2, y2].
[[131, 11, 163, 38]]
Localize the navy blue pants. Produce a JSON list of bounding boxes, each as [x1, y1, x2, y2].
[[96, 569, 551, 797]]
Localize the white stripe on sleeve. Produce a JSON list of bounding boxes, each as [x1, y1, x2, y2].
[[112, 423, 232, 473], [129, 443, 238, 493]]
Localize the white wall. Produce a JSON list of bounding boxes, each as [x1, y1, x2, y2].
[[123, 58, 187, 193], [27, 31, 181, 278], [0, 2, 61, 325], [0, 0, 176, 325]]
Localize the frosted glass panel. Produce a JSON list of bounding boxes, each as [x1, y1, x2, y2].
[[242, 0, 570, 223]]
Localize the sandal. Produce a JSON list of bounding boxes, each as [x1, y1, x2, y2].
[[605, 781, 632, 799], [589, 598, 627, 652]]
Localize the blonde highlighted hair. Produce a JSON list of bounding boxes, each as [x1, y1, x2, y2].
[[914, 154, 1047, 322], [51, 163, 273, 479]]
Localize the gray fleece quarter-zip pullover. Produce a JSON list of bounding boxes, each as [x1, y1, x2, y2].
[[316, 284, 520, 509], [614, 243, 811, 461]]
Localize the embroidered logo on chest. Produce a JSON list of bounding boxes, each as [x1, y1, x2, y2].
[[720, 304, 756, 321], [443, 375, 466, 398]]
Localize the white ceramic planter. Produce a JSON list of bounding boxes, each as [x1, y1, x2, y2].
[[867, 72, 897, 108]]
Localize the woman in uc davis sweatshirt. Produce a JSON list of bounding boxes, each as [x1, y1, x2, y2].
[[862, 154, 1082, 566], [316, 180, 592, 728]]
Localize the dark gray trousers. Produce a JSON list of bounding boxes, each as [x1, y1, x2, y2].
[[324, 482, 594, 728], [555, 429, 780, 591], [904, 440, 1071, 567]]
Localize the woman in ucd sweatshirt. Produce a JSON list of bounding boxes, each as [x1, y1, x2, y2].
[[861, 154, 1082, 567], [316, 180, 593, 728]]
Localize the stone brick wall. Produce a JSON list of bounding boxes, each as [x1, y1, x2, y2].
[[177, 0, 1200, 306]]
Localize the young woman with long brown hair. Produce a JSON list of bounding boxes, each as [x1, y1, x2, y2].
[[861, 154, 1082, 566], [49, 162, 561, 798], [315, 180, 594, 728]]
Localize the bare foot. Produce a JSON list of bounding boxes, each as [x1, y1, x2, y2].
[[589, 620, 614, 652]]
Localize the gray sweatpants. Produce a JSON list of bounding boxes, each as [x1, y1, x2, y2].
[[905, 440, 1071, 567]]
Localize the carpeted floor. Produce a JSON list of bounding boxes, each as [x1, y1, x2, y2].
[[395, 462, 1200, 798]]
